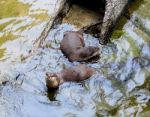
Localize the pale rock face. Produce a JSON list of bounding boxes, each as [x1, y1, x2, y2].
[[100, 0, 128, 44]]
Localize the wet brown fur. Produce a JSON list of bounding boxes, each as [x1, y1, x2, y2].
[[60, 30, 100, 62], [46, 64, 95, 89]]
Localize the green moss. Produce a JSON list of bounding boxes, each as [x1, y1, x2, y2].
[[96, 101, 120, 116], [136, 76, 150, 91], [0, 19, 16, 31], [101, 68, 108, 77], [129, 0, 145, 14], [127, 36, 141, 57], [111, 30, 125, 39], [0, 0, 30, 19], [111, 0, 150, 40], [140, 112, 150, 117], [137, 101, 150, 117], [134, 28, 150, 44], [133, 17, 150, 37], [127, 96, 137, 107], [15, 24, 30, 32], [115, 17, 128, 31], [30, 13, 49, 21], [135, 0, 150, 19], [128, 0, 150, 19], [0, 48, 6, 58], [108, 106, 120, 116], [15, 22, 37, 32], [111, 16, 127, 40], [141, 101, 150, 113], [0, 33, 19, 46], [13, 20, 23, 25]]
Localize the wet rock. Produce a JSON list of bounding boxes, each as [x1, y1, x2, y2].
[[36, 0, 130, 45], [99, 0, 128, 44]]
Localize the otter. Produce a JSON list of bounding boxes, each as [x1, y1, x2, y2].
[[60, 30, 100, 62], [45, 64, 95, 89]]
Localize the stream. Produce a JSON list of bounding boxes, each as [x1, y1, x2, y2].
[[0, 0, 150, 117]]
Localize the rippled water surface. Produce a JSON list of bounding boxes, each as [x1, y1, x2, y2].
[[0, 0, 150, 117]]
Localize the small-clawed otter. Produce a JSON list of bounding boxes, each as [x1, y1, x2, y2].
[[60, 30, 100, 62], [45, 64, 95, 89]]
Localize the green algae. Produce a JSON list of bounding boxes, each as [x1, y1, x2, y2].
[[128, 0, 145, 15], [127, 96, 137, 107], [111, 30, 125, 39], [136, 75, 150, 91], [0, 33, 19, 59], [133, 16, 150, 37], [126, 35, 141, 57], [0, 33, 19, 46], [128, 0, 150, 19], [30, 13, 49, 21], [134, 28, 150, 43], [0, 0, 30, 19], [15, 21, 38, 32], [0, 19, 16, 31], [134, 0, 150, 19], [96, 102, 120, 117], [111, 0, 147, 40], [108, 106, 120, 116], [111, 53, 117, 61], [111, 16, 127, 40], [15, 24, 32, 32], [0, 48, 6, 58], [13, 20, 23, 26]]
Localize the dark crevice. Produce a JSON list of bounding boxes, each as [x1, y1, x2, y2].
[[72, 0, 105, 12]]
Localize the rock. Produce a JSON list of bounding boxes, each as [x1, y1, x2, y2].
[[99, 0, 128, 44]]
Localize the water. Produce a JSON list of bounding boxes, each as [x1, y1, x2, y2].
[[0, 0, 150, 117]]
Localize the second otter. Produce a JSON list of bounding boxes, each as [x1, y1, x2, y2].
[[60, 30, 100, 62], [46, 64, 95, 89]]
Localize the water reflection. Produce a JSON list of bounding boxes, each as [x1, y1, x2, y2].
[[0, 0, 150, 117]]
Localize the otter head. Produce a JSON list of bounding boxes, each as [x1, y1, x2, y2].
[[64, 30, 84, 39], [45, 73, 60, 89]]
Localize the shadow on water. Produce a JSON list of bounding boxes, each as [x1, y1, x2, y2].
[[47, 88, 58, 101]]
